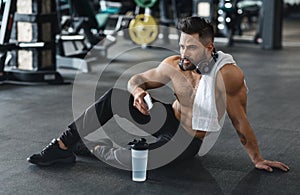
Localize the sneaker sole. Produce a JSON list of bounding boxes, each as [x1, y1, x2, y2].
[[27, 155, 76, 166]]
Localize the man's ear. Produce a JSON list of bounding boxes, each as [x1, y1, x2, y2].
[[206, 43, 214, 53]]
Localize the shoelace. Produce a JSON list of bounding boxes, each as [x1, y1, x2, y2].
[[41, 139, 56, 155]]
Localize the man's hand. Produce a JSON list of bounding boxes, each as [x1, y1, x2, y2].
[[132, 89, 150, 115], [255, 159, 290, 172]]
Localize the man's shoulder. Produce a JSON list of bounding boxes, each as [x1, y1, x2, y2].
[[219, 64, 245, 94], [220, 63, 243, 78], [162, 55, 181, 66]]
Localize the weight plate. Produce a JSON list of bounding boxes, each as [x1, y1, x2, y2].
[[128, 14, 159, 45]]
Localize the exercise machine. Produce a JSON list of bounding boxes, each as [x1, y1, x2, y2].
[[127, 0, 159, 47], [217, 0, 262, 46], [56, 0, 124, 72], [0, 0, 63, 84]]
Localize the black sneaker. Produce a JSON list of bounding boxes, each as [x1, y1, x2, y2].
[[27, 139, 76, 166], [72, 138, 113, 157]]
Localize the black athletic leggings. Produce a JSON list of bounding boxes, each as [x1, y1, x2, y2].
[[59, 88, 202, 161]]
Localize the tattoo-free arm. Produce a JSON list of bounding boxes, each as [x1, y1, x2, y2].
[[221, 64, 289, 172], [226, 80, 263, 164], [127, 58, 172, 115]]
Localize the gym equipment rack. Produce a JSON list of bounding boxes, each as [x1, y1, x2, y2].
[[0, 0, 64, 84]]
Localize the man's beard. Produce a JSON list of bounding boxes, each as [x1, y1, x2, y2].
[[180, 50, 209, 72], [180, 57, 197, 71]]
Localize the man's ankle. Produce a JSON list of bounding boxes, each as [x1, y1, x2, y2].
[[57, 139, 68, 150]]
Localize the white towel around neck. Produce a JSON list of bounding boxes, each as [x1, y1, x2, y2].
[[192, 51, 236, 132]]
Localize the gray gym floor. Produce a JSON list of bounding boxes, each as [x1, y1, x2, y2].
[[1, 17, 300, 194]]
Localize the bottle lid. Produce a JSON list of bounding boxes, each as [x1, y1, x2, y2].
[[128, 138, 149, 150]]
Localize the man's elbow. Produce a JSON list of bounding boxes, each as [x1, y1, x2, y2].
[[128, 74, 145, 92]]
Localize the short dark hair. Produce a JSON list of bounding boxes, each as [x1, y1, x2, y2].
[[177, 16, 214, 45]]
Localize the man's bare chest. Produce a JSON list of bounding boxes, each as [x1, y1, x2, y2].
[[172, 73, 202, 106]]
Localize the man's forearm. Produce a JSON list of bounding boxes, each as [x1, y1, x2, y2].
[[234, 121, 263, 164], [127, 74, 147, 94], [243, 135, 263, 164]]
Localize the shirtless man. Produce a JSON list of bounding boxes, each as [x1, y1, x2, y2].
[[28, 16, 289, 172]]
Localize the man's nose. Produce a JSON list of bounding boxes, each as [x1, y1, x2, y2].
[[181, 48, 189, 57]]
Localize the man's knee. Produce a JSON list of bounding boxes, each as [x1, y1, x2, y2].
[[108, 88, 151, 124]]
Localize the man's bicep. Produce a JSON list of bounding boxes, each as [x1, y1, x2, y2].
[[224, 73, 248, 124], [138, 64, 171, 89]]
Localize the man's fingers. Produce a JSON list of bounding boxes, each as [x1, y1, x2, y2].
[[255, 160, 290, 172], [133, 99, 149, 115], [281, 163, 290, 171], [265, 161, 290, 172], [255, 163, 273, 172]]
